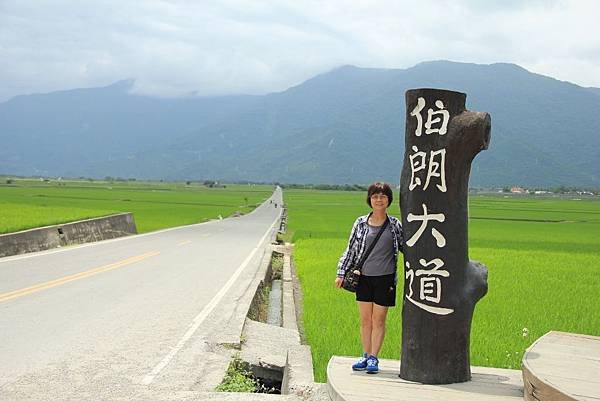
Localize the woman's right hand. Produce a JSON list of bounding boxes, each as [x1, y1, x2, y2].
[[335, 277, 343, 289]]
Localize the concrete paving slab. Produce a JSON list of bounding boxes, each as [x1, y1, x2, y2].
[[282, 345, 315, 395], [241, 318, 300, 370], [281, 245, 299, 333], [112, 390, 302, 401]]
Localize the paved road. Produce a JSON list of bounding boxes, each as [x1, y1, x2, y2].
[[0, 187, 283, 400]]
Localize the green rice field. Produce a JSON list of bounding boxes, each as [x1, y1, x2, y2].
[[0, 178, 273, 234], [285, 189, 600, 382], [2, 179, 598, 383]]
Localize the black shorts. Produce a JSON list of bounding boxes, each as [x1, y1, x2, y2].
[[356, 273, 396, 307]]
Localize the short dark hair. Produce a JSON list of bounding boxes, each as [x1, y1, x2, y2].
[[366, 182, 393, 207]]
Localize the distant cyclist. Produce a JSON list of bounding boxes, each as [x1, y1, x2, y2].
[[335, 182, 404, 374]]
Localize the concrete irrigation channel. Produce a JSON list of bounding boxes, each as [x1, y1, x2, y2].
[[226, 243, 329, 400]]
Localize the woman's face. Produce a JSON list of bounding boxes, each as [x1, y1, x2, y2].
[[370, 192, 389, 210]]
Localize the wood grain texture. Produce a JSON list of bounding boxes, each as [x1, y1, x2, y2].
[[522, 331, 600, 401]]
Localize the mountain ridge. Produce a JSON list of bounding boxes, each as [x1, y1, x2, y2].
[[1, 61, 598, 187]]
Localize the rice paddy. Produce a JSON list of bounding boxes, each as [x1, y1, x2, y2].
[[0, 178, 273, 234], [284, 189, 600, 382]]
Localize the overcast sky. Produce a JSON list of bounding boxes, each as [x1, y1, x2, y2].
[[0, 0, 598, 102]]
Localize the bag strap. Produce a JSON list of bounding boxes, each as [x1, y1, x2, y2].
[[356, 216, 389, 272]]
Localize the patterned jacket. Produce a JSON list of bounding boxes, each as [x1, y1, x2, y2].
[[337, 213, 404, 278]]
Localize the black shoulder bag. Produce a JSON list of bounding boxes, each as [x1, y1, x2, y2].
[[342, 217, 389, 292]]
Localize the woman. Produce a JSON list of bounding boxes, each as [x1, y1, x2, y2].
[[335, 182, 404, 374]]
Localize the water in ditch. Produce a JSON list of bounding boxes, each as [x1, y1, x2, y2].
[[266, 279, 282, 326]]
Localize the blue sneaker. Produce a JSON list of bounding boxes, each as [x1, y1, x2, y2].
[[366, 355, 379, 374], [351, 353, 368, 371]]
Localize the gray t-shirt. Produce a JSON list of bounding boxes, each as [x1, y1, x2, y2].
[[361, 223, 396, 276]]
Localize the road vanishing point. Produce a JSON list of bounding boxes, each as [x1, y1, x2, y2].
[[0, 187, 283, 400]]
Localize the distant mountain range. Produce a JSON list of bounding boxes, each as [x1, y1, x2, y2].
[[1, 61, 599, 187]]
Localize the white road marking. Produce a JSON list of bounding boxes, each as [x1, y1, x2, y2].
[[140, 215, 279, 385]]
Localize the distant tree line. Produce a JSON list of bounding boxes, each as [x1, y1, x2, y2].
[[1, 175, 599, 195], [496, 185, 599, 195], [103, 176, 138, 182], [279, 183, 367, 191]]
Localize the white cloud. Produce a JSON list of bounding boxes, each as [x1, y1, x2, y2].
[[0, 0, 598, 101]]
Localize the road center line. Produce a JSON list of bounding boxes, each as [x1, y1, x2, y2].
[[0, 251, 160, 303], [141, 216, 279, 386]]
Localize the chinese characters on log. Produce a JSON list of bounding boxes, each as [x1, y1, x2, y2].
[[405, 97, 454, 316]]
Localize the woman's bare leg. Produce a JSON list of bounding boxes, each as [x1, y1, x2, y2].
[[357, 301, 373, 354], [370, 304, 389, 356]]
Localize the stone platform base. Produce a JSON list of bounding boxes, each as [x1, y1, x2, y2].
[[327, 356, 523, 401]]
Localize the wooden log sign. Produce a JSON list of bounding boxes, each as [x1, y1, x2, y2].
[[399, 88, 491, 384]]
